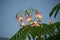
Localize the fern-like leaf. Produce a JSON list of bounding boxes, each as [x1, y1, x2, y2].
[[49, 3, 60, 18]]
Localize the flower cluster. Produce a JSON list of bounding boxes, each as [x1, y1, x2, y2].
[[16, 9, 43, 27]]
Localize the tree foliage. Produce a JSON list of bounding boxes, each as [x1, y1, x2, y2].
[[10, 22, 60, 40], [49, 3, 60, 18], [10, 3, 60, 40]]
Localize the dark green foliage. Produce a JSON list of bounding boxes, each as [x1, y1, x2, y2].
[[10, 22, 60, 40], [47, 34, 60, 40], [49, 3, 60, 18]]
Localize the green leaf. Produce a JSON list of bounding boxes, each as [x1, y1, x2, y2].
[[55, 22, 60, 27], [16, 12, 19, 18], [29, 30, 36, 40], [29, 27, 37, 40], [10, 22, 60, 40], [10, 34, 16, 40], [54, 8, 60, 18], [53, 22, 60, 33], [25, 10, 30, 15], [27, 34, 31, 40], [49, 3, 60, 18]]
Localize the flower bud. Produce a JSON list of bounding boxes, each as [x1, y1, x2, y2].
[[48, 20, 53, 24], [26, 15, 32, 22], [33, 21, 40, 27], [20, 22, 25, 27], [35, 11, 42, 19], [17, 16, 23, 22]]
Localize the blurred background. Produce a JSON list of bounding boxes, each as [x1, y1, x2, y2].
[[0, 0, 60, 39]]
